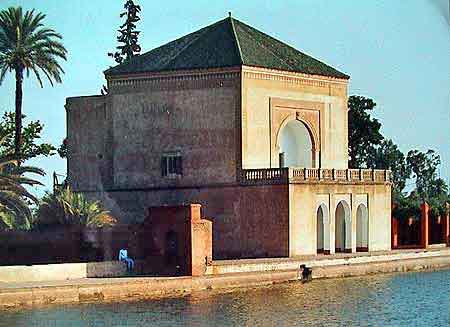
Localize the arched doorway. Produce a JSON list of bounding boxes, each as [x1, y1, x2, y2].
[[356, 204, 369, 252], [335, 201, 351, 253], [317, 203, 330, 254], [279, 119, 314, 168]]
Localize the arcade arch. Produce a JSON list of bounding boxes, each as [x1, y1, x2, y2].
[[335, 200, 352, 252], [316, 203, 330, 254], [356, 204, 369, 252]]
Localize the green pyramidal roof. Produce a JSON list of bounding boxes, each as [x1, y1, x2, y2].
[[105, 16, 349, 79]]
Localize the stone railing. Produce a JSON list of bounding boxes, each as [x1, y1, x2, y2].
[[240, 168, 289, 185], [239, 168, 391, 185]]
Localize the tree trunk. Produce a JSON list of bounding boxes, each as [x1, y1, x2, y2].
[[14, 68, 23, 157]]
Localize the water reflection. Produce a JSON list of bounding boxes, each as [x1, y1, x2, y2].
[[2, 270, 450, 326]]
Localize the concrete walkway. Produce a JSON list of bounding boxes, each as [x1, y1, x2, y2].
[[1, 248, 450, 309]]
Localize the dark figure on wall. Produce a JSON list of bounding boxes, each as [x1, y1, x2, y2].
[[165, 230, 181, 274], [299, 264, 312, 283]]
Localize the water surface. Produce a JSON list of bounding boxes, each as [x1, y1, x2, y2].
[[2, 269, 450, 326]]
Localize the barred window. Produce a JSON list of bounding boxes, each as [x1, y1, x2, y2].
[[161, 153, 182, 177]]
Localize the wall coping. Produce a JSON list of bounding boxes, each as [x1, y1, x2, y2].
[[0, 261, 127, 283]]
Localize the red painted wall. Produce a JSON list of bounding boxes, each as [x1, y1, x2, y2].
[[84, 184, 290, 260], [392, 202, 450, 249]]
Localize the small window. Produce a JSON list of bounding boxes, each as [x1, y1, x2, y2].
[[161, 153, 183, 177]]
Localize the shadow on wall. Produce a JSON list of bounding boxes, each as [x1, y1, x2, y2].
[[137, 204, 212, 277], [0, 226, 98, 266]]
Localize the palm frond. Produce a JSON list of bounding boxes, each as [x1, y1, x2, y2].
[[0, 153, 20, 167], [0, 6, 67, 87], [0, 132, 42, 229], [0, 191, 32, 223], [9, 165, 45, 176], [35, 187, 117, 228]]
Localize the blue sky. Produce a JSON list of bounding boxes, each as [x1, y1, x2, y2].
[[1, 0, 449, 194]]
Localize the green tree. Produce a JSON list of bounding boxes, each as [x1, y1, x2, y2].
[[406, 149, 441, 200], [427, 178, 450, 217], [347, 95, 449, 217], [35, 187, 117, 228], [0, 7, 67, 155], [0, 133, 44, 230], [348, 95, 383, 168], [392, 190, 422, 220], [429, 178, 449, 199], [108, 0, 142, 64], [367, 139, 411, 199], [0, 111, 55, 160], [57, 138, 67, 158]]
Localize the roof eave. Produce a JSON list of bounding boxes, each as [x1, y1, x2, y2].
[[104, 65, 243, 80]]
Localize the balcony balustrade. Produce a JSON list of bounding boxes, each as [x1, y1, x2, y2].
[[239, 167, 391, 185]]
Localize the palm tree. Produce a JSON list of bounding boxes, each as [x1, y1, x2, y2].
[[36, 187, 117, 228], [0, 133, 44, 229], [0, 7, 67, 155]]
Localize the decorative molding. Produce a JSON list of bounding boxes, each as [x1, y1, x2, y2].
[[107, 67, 242, 92], [109, 71, 241, 94], [242, 65, 348, 89], [107, 65, 348, 92], [270, 97, 324, 167]]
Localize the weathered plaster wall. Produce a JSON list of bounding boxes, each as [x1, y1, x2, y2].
[[289, 183, 391, 256], [66, 96, 113, 190], [109, 70, 241, 189], [241, 66, 348, 170], [84, 184, 289, 260], [67, 69, 241, 192], [191, 218, 213, 276]]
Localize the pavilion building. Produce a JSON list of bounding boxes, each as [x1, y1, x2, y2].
[[66, 16, 392, 260]]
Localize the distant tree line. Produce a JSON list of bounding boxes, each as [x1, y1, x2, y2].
[[348, 95, 449, 218]]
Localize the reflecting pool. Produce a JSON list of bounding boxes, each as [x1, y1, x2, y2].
[[2, 269, 450, 326]]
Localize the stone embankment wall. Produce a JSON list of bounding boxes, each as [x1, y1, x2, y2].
[[1, 250, 450, 309], [211, 249, 450, 274]]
